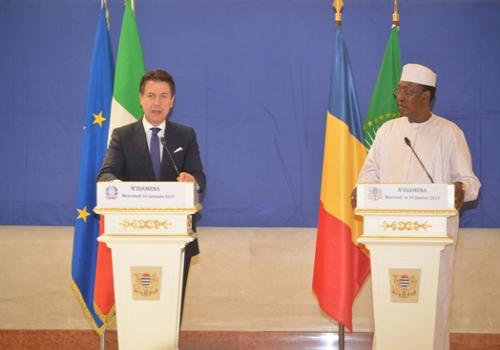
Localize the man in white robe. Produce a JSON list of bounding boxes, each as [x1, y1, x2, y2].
[[357, 63, 481, 350]]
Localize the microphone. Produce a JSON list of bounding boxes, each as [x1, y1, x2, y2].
[[404, 137, 434, 183], [160, 136, 180, 176]]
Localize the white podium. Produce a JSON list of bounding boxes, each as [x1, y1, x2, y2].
[[355, 184, 456, 350], [94, 182, 201, 350]]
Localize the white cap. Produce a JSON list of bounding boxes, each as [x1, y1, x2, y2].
[[400, 63, 437, 87]]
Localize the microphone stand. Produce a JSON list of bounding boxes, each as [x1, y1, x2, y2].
[[404, 137, 434, 183], [160, 136, 180, 176]]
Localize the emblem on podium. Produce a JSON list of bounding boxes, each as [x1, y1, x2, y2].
[[389, 268, 421, 303], [105, 185, 118, 200], [131, 266, 162, 300], [367, 186, 383, 201]]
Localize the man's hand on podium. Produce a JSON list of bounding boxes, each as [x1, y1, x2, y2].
[[177, 172, 200, 192], [177, 171, 195, 183], [454, 182, 465, 210], [350, 187, 357, 209]]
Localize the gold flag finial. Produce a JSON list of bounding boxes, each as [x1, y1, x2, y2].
[[333, 0, 344, 26], [392, 0, 400, 26]]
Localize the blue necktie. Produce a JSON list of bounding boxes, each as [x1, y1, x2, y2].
[[150, 127, 161, 180]]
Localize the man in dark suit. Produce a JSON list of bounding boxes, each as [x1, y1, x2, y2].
[[97, 69, 206, 315]]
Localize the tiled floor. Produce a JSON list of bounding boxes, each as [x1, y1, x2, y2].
[[1, 330, 500, 349]]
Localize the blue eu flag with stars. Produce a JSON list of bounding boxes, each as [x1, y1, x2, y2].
[[71, 4, 114, 333]]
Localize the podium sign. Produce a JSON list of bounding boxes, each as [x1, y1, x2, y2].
[[356, 184, 455, 350], [97, 181, 199, 209], [95, 181, 201, 350], [357, 184, 455, 239], [96, 182, 200, 237], [356, 183, 454, 210]]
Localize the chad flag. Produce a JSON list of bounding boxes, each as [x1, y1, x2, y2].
[[312, 28, 370, 331]]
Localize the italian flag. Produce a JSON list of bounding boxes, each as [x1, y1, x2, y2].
[[93, 0, 145, 326], [108, 0, 145, 133]]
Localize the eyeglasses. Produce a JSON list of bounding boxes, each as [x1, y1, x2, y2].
[[393, 86, 422, 97]]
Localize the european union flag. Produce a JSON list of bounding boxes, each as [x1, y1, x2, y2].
[[71, 4, 114, 333]]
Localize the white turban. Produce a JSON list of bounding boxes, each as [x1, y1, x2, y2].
[[400, 63, 437, 87]]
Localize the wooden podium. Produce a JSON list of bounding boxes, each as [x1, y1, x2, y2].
[[94, 182, 201, 350], [355, 184, 456, 350]]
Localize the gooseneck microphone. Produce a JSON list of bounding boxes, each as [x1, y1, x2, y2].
[[404, 137, 434, 183], [160, 136, 180, 176]]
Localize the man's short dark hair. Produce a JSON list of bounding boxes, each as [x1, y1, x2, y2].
[[139, 69, 176, 96]]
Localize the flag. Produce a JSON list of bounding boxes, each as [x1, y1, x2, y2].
[[362, 26, 402, 149], [108, 0, 145, 132], [71, 3, 114, 333], [312, 28, 370, 331], [93, 0, 145, 324]]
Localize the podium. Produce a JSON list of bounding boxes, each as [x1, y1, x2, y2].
[[94, 182, 201, 350], [355, 184, 456, 350]]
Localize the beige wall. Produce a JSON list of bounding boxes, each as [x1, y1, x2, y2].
[[0, 226, 499, 332]]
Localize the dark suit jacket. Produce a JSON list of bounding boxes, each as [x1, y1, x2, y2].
[[97, 119, 206, 256]]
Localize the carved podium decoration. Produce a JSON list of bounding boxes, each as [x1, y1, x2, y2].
[[94, 182, 201, 350], [355, 184, 455, 350]]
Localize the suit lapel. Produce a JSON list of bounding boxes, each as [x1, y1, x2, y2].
[[161, 121, 180, 181]]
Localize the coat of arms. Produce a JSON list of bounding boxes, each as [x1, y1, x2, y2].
[[389, 268, 421, 303], [367, 186, 383, 201], [131, 266, 162, 300]]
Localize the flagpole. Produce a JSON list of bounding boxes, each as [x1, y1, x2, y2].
[[333, 1, 346, 348], [99, 1, 108, 349], [98, 0, 107, 341], [100, 331, 105, 350], [313, 0, 370, 344]]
